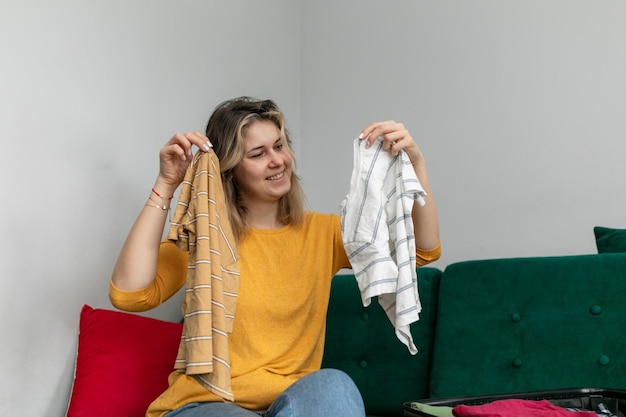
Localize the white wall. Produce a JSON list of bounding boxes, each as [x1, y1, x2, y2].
[[300, 0, 626, 269], [3, 0, 626, 415], [0, 1, 300, 415]]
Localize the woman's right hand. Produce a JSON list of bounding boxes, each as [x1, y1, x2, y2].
[[158, 132, 212, 186], [111, 132, 212, 293]]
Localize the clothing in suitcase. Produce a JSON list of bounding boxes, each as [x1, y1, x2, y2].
[[404, 388, 626, 417]]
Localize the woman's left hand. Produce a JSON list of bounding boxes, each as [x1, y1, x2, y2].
[[358, 120, 440, 253], [358, 120, 423, 166]]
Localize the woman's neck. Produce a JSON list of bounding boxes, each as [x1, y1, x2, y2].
[[246, 202, 285, 229]]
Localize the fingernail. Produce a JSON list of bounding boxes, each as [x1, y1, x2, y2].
[[202, 142, 211, 151], [357, 133, 364, 139]]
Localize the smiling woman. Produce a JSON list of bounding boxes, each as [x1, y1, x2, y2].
[[108, 96, 441, 417], [234, 121, 294, 225], [205, 98, 305, 237]]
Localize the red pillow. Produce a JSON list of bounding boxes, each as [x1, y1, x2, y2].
[[66, 305, 183, 417]]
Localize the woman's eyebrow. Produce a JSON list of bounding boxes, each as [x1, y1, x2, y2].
[[247, 137, 282, 153]]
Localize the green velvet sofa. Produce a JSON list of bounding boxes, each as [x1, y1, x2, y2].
[[322, 252, 626, 417]]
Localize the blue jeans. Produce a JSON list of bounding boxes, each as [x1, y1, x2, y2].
[[163, 369, 366, 417]]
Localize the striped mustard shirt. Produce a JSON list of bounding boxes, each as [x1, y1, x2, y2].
[[167, 149, 240, 401]]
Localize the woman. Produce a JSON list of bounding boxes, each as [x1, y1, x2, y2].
[[110, 97, 441, 417]]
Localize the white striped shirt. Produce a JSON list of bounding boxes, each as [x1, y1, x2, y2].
[[340, 137, 427, 354]]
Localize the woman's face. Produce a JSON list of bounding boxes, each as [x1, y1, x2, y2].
[[234, 120, 292, 205]]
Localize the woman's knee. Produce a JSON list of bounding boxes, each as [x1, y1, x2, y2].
[[314, 368, 360, 395], [268, 369, 365, 417], [164, 402, 259, 417], [320, 369, 364, 411]]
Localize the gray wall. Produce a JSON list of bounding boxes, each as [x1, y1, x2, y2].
[[2, 1, 626, 415], [300, 0, 626, 267], [0, 1, 300, 415]]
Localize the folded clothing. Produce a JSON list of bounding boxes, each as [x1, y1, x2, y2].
[[452, 399, 598, 417]]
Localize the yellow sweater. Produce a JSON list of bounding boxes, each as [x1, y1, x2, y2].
[[109, 211, 441, 416]]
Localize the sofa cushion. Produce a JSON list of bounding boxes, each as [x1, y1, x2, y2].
[[323, 267, 442, 417], [66, 305, 183, 417], [594, 226, 626, 253], [429, 254, 626, 399]]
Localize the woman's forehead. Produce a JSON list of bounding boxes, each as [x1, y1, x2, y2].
[[243, 121, 282, 147]]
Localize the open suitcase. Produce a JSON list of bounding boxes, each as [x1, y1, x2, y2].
[[404, 388, 626, 417]]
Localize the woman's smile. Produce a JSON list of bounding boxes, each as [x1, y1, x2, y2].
[[267, 171, 285, 181]]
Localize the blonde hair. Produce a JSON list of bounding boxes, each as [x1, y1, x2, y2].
[[205, 97, 305, 241]]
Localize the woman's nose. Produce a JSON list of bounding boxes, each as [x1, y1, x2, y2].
[[268, 150, 283, 166]]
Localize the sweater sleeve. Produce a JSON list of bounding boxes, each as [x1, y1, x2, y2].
[[331, 213, 351, 271], [108, 241, 188, 312], [334, 210, 440, 270], [415, 242, 441, 267]]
